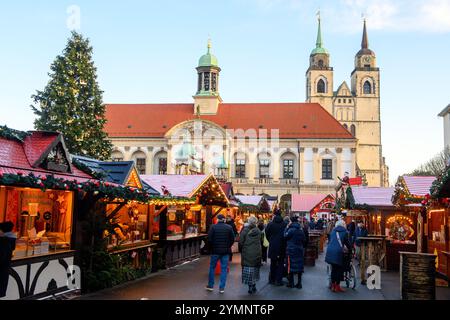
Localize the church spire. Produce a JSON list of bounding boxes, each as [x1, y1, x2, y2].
[[311, 12, 329, 56], [361, 19, 369, 49], [316, 11, 323, 49]]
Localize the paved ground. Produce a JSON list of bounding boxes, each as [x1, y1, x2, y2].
[[78, 250, 450, 300]]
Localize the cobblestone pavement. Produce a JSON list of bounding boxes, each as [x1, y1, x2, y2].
[[79, 250, 450, 300]]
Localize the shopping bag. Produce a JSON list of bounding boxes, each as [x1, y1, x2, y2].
[[215, 260, 230, 275]]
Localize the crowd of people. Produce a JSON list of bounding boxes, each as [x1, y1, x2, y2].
[[205, 208, 369, 295]]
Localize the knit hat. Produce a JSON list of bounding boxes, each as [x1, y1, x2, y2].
[[217, 214, 225, 221]]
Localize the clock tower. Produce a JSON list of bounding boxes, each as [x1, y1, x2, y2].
[[350, 20, 384, 187], [193, 39, 222, 115]]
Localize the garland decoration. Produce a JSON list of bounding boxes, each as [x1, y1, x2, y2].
[[0, 125, 31, 143], [0, 172, 195, 204]]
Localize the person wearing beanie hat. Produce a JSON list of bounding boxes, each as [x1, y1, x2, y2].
[[265, 211, 288, 286], [206, 213, 235, 294]]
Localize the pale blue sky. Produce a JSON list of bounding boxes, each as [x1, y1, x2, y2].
[[1, 0, 449, 185]]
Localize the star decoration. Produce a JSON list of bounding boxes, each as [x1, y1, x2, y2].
[[56, 194, 65, 204]]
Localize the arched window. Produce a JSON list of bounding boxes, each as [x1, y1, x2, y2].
[[318, 60, 324, 67], [363, 81, 372, 94], [350, 125, 356, 137], [317, 79, 326, 93], [343, 124, 348, 130], [111, 150, 124, 162]]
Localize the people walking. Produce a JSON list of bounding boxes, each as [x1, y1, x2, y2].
[[206, 214, 235, 294], [284, 216, 306, 289], [347, 219, 356, 246], [239, 216, 262, 294], [325, 219, 351, 293], [265, 210, 288, 286], [354, 221, 368, 261], [0, 222, 17, 298], [258, 219, 268, 264]]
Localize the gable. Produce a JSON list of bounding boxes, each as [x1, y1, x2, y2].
[[24, 133, 73, 174], [335, 82, 352, 97]]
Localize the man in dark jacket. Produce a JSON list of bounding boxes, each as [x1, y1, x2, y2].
[[0, 221, 17, 298], [265, 212, 288, 286], [206, 214, 235, 294]]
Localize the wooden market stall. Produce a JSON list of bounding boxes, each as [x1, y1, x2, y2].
[[72, 156, 164, 273], [0, 129, 98, 300], [141, 174, 229, 268], [291, 193, 335, 221], [350, 185, 421, 271], [428, 168, 450, 282], [234, 195, 272, 231]]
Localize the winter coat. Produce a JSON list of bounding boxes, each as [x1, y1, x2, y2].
[[208, 221, 235, 255], [226, 220, 238, 238], [354, 226, 368, 246], [325, 226, 351, 266], [0, 232, 16, 266], [239, 226, 262, 267], [284, 222, 306, 273], [265, 215, 288, 259]]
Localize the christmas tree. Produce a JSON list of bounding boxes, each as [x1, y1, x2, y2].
[[31, 31, 112, 160]]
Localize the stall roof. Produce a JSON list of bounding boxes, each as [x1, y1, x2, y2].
[[291, 194, 330, 212], [141, 174, 209, 198], [352, 187, 395, 207], [403, 176, 436, 197], [0, 130, 93, 182], [235, 195, 264, 206], [71, 155, 159, 193]]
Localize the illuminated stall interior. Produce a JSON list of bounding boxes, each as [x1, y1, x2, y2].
[[291, 194, 334, 221], [234, 195, 272, 231], [429, 168, 450, 280]]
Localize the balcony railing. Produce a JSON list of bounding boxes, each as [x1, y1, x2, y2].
[[230, 177, 249, 184], [255, 177, 273, 185], [279, 178, 299, 185]]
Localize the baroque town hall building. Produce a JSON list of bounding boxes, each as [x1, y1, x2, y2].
[[104, 19, 390, 198]]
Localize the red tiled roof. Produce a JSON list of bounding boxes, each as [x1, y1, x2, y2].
[[104, 103, 354, 139], [0, 133, 93, 181], [23, 131, 59, 166]]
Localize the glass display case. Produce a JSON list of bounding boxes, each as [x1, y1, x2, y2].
[[105, 202, 150, 249], [166, 205, 201, 240], [0, 187, 73, 259]]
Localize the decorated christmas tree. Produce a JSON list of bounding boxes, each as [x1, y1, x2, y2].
[[31, 31, 112, 160]]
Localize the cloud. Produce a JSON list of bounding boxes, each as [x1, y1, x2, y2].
[[252, 0, 450, 33]]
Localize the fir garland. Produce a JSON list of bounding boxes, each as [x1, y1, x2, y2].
[[430, 166, 450, 198], [0, 172, 194, 204], [0, 125, 31, 143]]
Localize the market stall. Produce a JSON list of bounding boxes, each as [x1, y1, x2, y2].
[[0, 129, 97, 300], [234, 195, 272, 231], [291, 193, 335, 221], [141, 174, 229, 268], [429, 168, 450, 281]]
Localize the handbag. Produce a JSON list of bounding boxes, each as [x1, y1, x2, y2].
[[262, 231, 269, 248], [336, 231, 349, 254]]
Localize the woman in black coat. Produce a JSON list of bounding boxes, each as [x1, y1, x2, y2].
[[265, 213, 288, 285], [284, 216, 306, 289]]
